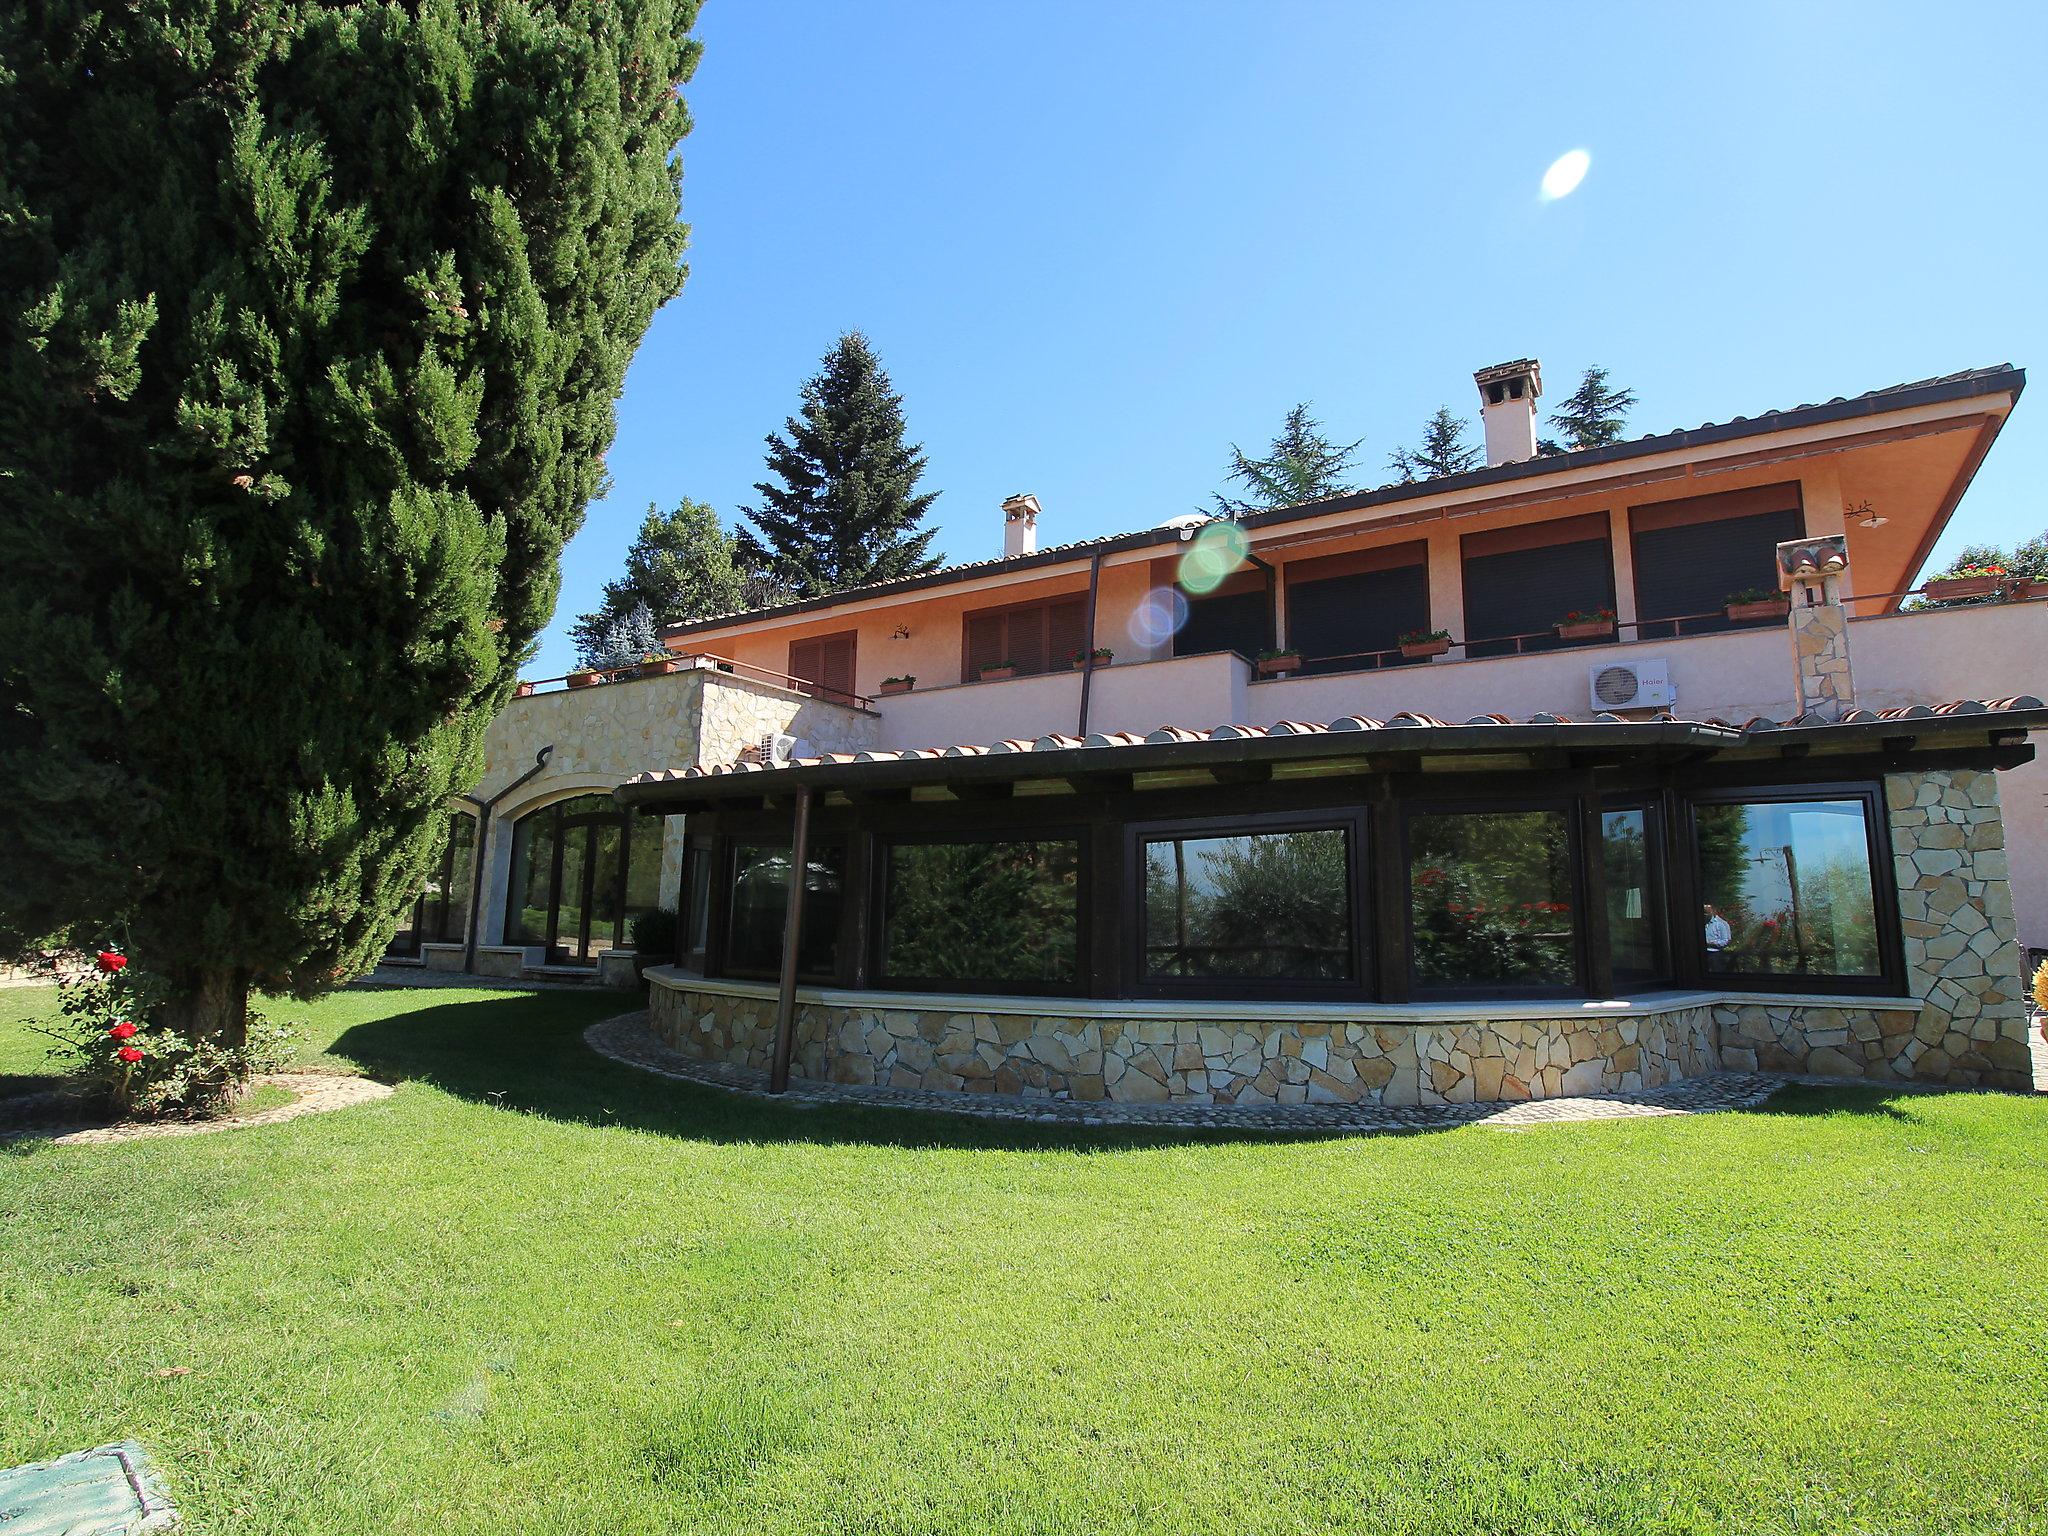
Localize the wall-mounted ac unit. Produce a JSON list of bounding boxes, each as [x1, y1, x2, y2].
[[1588, 657, 1674, 712], [758, 732, 811, 767]]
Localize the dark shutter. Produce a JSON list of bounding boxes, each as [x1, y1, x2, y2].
[[1007, 607, 1048, 674], [966, 612, 1006, 679], [787, 637, 821, 692], [1289, 563, 1430, 673], [1047, 599, 1088, 668], [818, 634, 856, 703], [1174, 589, 1270, 659], [1462, 537, 1615, 657], [1633, 508, 1802, 637]]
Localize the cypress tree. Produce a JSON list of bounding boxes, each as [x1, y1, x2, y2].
[[738, 331, 945, 598], [0, 1, 701, 1044], [1387, 406, 1483, 481], [570, 498, 744, 665], [1210, 403, 1363, 517]]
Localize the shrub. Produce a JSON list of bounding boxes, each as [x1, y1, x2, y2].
[[32, 951, 294, 1119], [630, 907, 679, 961]]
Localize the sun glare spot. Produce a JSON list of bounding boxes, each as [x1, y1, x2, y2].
[[1540, 149, 1591, 201]]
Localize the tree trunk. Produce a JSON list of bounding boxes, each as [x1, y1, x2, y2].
[[163, 967, 252, 1050]]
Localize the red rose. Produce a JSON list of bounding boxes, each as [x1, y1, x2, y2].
[[108, 1021, 138, 1040], [117, 1045, 144, 1064], [97, 952, 127, 973]]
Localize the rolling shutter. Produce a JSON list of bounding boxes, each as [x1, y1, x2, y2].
[[962, 596, 1090, 679], [1046, 599, 1087, 667], [787, 631, 857, 703], [965, 612, 1007, 679], [1288, 561, 1429, 672]]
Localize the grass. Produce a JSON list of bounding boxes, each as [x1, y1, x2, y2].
[[2, 982, 2046, 1535]]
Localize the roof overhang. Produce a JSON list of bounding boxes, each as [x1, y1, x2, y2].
[[616, 700, 2047, 815]]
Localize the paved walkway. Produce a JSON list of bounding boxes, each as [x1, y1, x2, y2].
[[349, 963, 603, 992], [587, 1011, 1819, 1133], [0, 1071, 393, 1147]]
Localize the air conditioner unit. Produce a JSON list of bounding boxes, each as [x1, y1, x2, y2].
[[1588, 657, 1674, 712], [759, 732, 811, 767]]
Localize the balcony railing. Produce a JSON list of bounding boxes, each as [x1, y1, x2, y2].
[[513, 652, 873, 710]]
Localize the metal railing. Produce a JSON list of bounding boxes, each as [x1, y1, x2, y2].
[[513, 652, 873, 710]]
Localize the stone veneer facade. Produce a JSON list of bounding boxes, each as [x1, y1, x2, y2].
[[1714, 767, 2033, 1090], [647, 977, 1722, 1107]]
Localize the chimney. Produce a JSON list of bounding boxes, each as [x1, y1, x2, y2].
[[1777, 534, 1856, 721], [1473, 358, 1543, 466], [1001, 493, 1040, 558]]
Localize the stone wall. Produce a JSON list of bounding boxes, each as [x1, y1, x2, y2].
[[1713, 767, 2033, 1090], [648, 976, 1721, 1107]]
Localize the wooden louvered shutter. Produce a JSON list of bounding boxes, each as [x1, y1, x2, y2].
[[787, 637, 822, 695], [1007, 607, 1047, 675], [819, 635, 856, 704], [966, 612, 1006, 679], [1047, 599, 1087, 669]]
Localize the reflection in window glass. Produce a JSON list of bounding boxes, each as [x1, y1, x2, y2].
[[1142, 828, 1352, 981], [727, 843, 844, 976], [1695, 798, 1880, 977], [681, 846, 712, 963], [1410, 811, 1575, 988], [1602, 808, 1661, 984], [882, 841, 1080, 984], [440, 813, 476, 945], [507, 811, 558, 947]]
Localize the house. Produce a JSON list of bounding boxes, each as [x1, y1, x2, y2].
[[402, 360, 2046, 1106]]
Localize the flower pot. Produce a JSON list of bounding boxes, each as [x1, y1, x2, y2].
[[1256, 655, 1303, 678], [637, 657, 680, 678], [879, 678, 914, 696], [1925, 575, 2002, 601], [2010, 578, 2048, 601], [514, 681, 536, 698], [1724, 599, 1789, 623], [1399, 637, 1451, 660], [1554, 621, 1616, 642], [566, 669, 601, 689], [979, 665, 1017, 682]]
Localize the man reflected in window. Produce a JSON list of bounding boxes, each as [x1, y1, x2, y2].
[[1703, 903, 1732, 968]]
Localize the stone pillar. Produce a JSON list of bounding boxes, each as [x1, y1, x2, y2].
[[1777, 534, 1855, 721]]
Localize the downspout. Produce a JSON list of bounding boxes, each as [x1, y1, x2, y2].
[[460, 744, 554, 972], [1075, 547, 1107, 739]]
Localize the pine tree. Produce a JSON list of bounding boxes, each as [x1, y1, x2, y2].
[[1388, 407, 1483, 481], [571, 499, 744, 665], [738, 332, 945, 597], [0, 1, 700, 1046], [1211, 403, 1363, 517], [1548, 366, 1637, 450], [594, 603, 665, 671]]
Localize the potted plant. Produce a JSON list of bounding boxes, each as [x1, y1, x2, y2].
[[1924, 561, 2007, 601], [979, 660, 1019, 682], [1723, 586, 1790, 622], [1554, 607, 1617, 641], [637, 650, 680, 678], [1255, 647, 1303, 678], [879, 674, 916, 695], [566, 666, 601, 689], [1070, 647, 1114, 670], [1397, 627, 1452, 660]]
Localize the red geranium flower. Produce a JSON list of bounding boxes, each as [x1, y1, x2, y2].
[[117, 1045, 144, 1064], [108, 1021, 138, 1040], [97, 951, 127, 973]]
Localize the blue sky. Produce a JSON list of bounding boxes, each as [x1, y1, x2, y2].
[[533, 0, 2048, 677]]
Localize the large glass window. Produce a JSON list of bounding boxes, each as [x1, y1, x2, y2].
[[388, 811, 478, 955], [881, 840, 1081, 986], [1139, 825, 1354, 983], [1693, 796, 1883, 979], [679, 845, 713, 969], [725, 842, 845, 978], [1409, 810, 1577, 990], [504, 796, 666, 964], [1602, 807, 1665, 986]]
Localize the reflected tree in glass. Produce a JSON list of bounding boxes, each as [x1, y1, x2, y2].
[[1694, 800, 1879, 976], [883, 841, 1080, 984], [1142, 829, 1352, 980], [1409, 811, 1576, 987]]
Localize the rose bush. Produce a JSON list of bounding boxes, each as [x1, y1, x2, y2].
[[31, 950, 295, 1119]]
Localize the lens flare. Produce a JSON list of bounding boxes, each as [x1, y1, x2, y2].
[[1540, 149, 1590, 201], [1128, 587, 1188, 648], [1177, 520, 1250, 595]]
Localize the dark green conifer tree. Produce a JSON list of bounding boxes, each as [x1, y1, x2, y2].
[[0, 1, 701, 1042], [1210, 403, 1363, 517], [1387, 406, 1483, 481], [570, 498, 744, 664], [737, 332, 944, 597], [1548, 365, 1637, 450]]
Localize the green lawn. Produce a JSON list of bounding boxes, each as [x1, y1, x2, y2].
[[3, 983, 2045, 1535]]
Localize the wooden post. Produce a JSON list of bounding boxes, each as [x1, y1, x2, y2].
[[768, 787, 812, 1094], [1577, 781, 1616, 1000]]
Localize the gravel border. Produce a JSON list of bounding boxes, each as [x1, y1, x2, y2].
[[0, 1071, 394, 1147], [585, 1010, 1818, 1132]]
